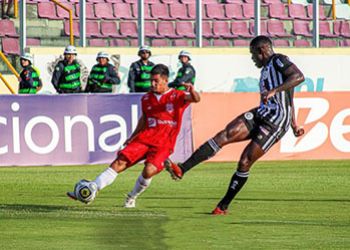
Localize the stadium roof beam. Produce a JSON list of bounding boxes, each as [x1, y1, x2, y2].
[[312, 0, 320, 48], [195, 0, 202, 48], [19, 0, 26, 55], [254, 0, 261, 36], [79, 0, 86, 47], [138, 0, 145, 46]]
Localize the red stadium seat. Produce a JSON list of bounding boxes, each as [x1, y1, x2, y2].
[[340, 21, 350, 38], [249, 21, 268, 36], [176, 21, 195, 38], [288, 3, 310, 20], [145, 0, 160, 3], [224, 0, 244, 3], [89, 39, 108, 47], [95, 3, 114, 19], [320, 39, 338, 47], [213, 21, 234, 38], [75, 3, 97, 19], [269, 3, 291, 20], [0, 20, 18, 37], [224, 4, 244, 20], [307, 5, 329, 20], [242, 3, 254, 19], [294, 39, 311, 47], [169, 3, 191, 20], [145, 21, 161, 38], [233, 39, 250, 46], [340, 39, 350, 46], [110, 39, 129, 46], [293, 20, 312, 37], [64, 20, 80, 37], [56, 2, 77, 19], [202, 21, 213, 38], [273, 39, 290, 47], [37, 2, 59, 19], [132, 4, 153, 20], [101, 21, 121, 38], [206, 3, 227, 20], [320, 21, 337, 37], [2, 37, 20, 55], [113, 3, 134, 19], [173, 39, 193, 46], [157, 21, 178, 38], [213, 39, 231, 46], [180, 0, 195, 3], [187, 3, 206, 19], [263, 0, 281, 3], [151, 39, 169, 46], [119, 21, 138, 37], [267, 20, 292, 37], [231, 21, 253, 37], [105, 0, 124, 3], [26, 38, 41, 46], [151, 4, 171, 20]]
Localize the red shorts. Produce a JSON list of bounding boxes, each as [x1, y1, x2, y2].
[[117, 141, 172, 172]]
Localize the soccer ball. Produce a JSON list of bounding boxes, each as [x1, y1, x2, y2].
[[74, 179, 98, 204]]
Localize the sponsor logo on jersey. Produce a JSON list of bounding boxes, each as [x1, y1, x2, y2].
[[166, 103, 174, 113], [148, 118, 156, 127]]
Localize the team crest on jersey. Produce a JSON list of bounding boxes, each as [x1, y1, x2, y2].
[[276, 58, 284, 68], [166, 103, 174, 113], [244, 112, 254, 120]]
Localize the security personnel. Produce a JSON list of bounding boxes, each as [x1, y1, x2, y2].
[[51, 45, 81, 93], [168, 50, 196, 91], [18, 53, 42, 94], [85, 52, 120, 93], [127, 46, 155, 92]]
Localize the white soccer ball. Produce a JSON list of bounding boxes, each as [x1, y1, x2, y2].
[[74, 179, 98, 204]]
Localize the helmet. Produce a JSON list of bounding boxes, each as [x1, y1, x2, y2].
[[96, 51, 109, 61], [64, 45, 77, 55], [20, 53, 33, 64], [178, 50, 191, 60], [138, 45, 151, 56]]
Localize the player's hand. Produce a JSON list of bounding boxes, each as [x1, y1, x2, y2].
[[262, 89, 276, 104], [181, 83, 194, 92], [292, 126, 305, 137]]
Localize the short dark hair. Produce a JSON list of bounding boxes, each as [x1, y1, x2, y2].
[[151, 64, 169, 78], [250, 35, 272, 49]]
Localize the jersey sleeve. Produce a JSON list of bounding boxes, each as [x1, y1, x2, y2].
[[175, 90, 187, 107], [273, 54, 293, 74]]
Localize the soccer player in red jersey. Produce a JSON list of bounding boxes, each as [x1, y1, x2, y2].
[[67, 64, 200, 207]]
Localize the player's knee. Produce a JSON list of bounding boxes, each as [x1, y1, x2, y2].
[[238, 157, 253, 172], [110, 159, 127, 173]]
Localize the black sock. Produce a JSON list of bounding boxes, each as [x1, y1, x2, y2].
[[217, 171, 249, 210], [181, 138, 221, 174]]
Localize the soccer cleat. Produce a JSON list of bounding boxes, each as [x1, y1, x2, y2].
[[211, 207, 228, 215], [124, 195, 136, 208], [164, 159, 183, 180], [66, 191, 77, 201]]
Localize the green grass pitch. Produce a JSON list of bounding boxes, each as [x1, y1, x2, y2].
[[0, 160, 349, 249]]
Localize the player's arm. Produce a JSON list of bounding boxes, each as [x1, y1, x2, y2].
[[51, 63, 64, 92], [290, 97, 304, 137], [183, 83, 200, 103], [124, 112, 146, 145], [105, 65, 120, 85]]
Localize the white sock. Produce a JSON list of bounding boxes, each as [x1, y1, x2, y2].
[[128, 175, 152, 199], [93, 167, 118, 191]]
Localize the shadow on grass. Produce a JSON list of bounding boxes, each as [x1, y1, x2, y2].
[[0, 203, 72, 213], [230, 220, 350, 227]]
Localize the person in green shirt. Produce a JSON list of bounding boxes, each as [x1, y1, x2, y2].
[[18, 53, 42, 94], [127, 46, 155, 92]]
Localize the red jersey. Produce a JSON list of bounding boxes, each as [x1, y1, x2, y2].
[[134, 88, 189, 150]]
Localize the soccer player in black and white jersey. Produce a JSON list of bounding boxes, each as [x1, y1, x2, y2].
[[165, 35, 306, 215]]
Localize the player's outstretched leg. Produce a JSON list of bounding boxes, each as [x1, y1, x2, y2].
[[165, 138, 221, 180], [124, 175, 152, 208]]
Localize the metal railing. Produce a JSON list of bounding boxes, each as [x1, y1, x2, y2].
[[50, 0, 74, 45], [0, 51, 18, 94]]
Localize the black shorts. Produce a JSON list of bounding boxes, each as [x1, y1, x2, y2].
[[240, 108, 287, 152]]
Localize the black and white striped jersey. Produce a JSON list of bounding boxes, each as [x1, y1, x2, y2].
[[257, 53, 294, 130]]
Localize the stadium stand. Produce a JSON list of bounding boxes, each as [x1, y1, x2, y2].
[[0, 0, 350, 60]]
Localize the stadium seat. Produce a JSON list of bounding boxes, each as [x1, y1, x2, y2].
[[157, 21, 178, 38], [213, 21, 234, 38], [293, 20, 312, 37], [89, 39, 108, 47], [176, 21, 195, 38], [269, 3, 291, 20], [101, 21, 121, 38], [26, 38, 41, 46], [151, 39, 169, 46], [87, 0, 106, 3], [105, 0, 124, 3], [213, 39, 232, 46], [110, 39, 129, 46], [320, 39, 338, 47], [231, 21, 253, 37], [206, 3, 227, 20], [340, 39, 350, 46], [132, 4, 153, 20], [119, 21, 138, 37], [2, 37, 20, 55], [263, 0, 282, 3], [0, 20, 17, 37], [75, 3, 97, 19], [161, 0, 175, 3], [37, 2, 59, 19], [169, 3, 191, 20], [56, 3, 77, 19], [320, 21, 337, 37], [224, 0, 244, 3], [233, 39, 250, 46], [151, 4, 171, 20], [202, 21, 213, 38], [249, 21, 268, 36], [145, 0, 160, 3], [335, 4, 350, 20], [180, 0, 195, 3], [145, 21, 161, 38], [242, 3, 254, 19], [273, 39, 289, 47], [201, 39, 211, 46], [187, 3, 206, 19], [173, 39, 193, 46], [267, 20, 292, 37], [288, 3, 310, 20], [95, 3, 114, 19], [224, 3, 244, 20], [306, 5, 329, 20], [64, 20, 80, 37], [113, 3, 134, 19], [340, 21, 350, 38], [294, 39, 311, 47]]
